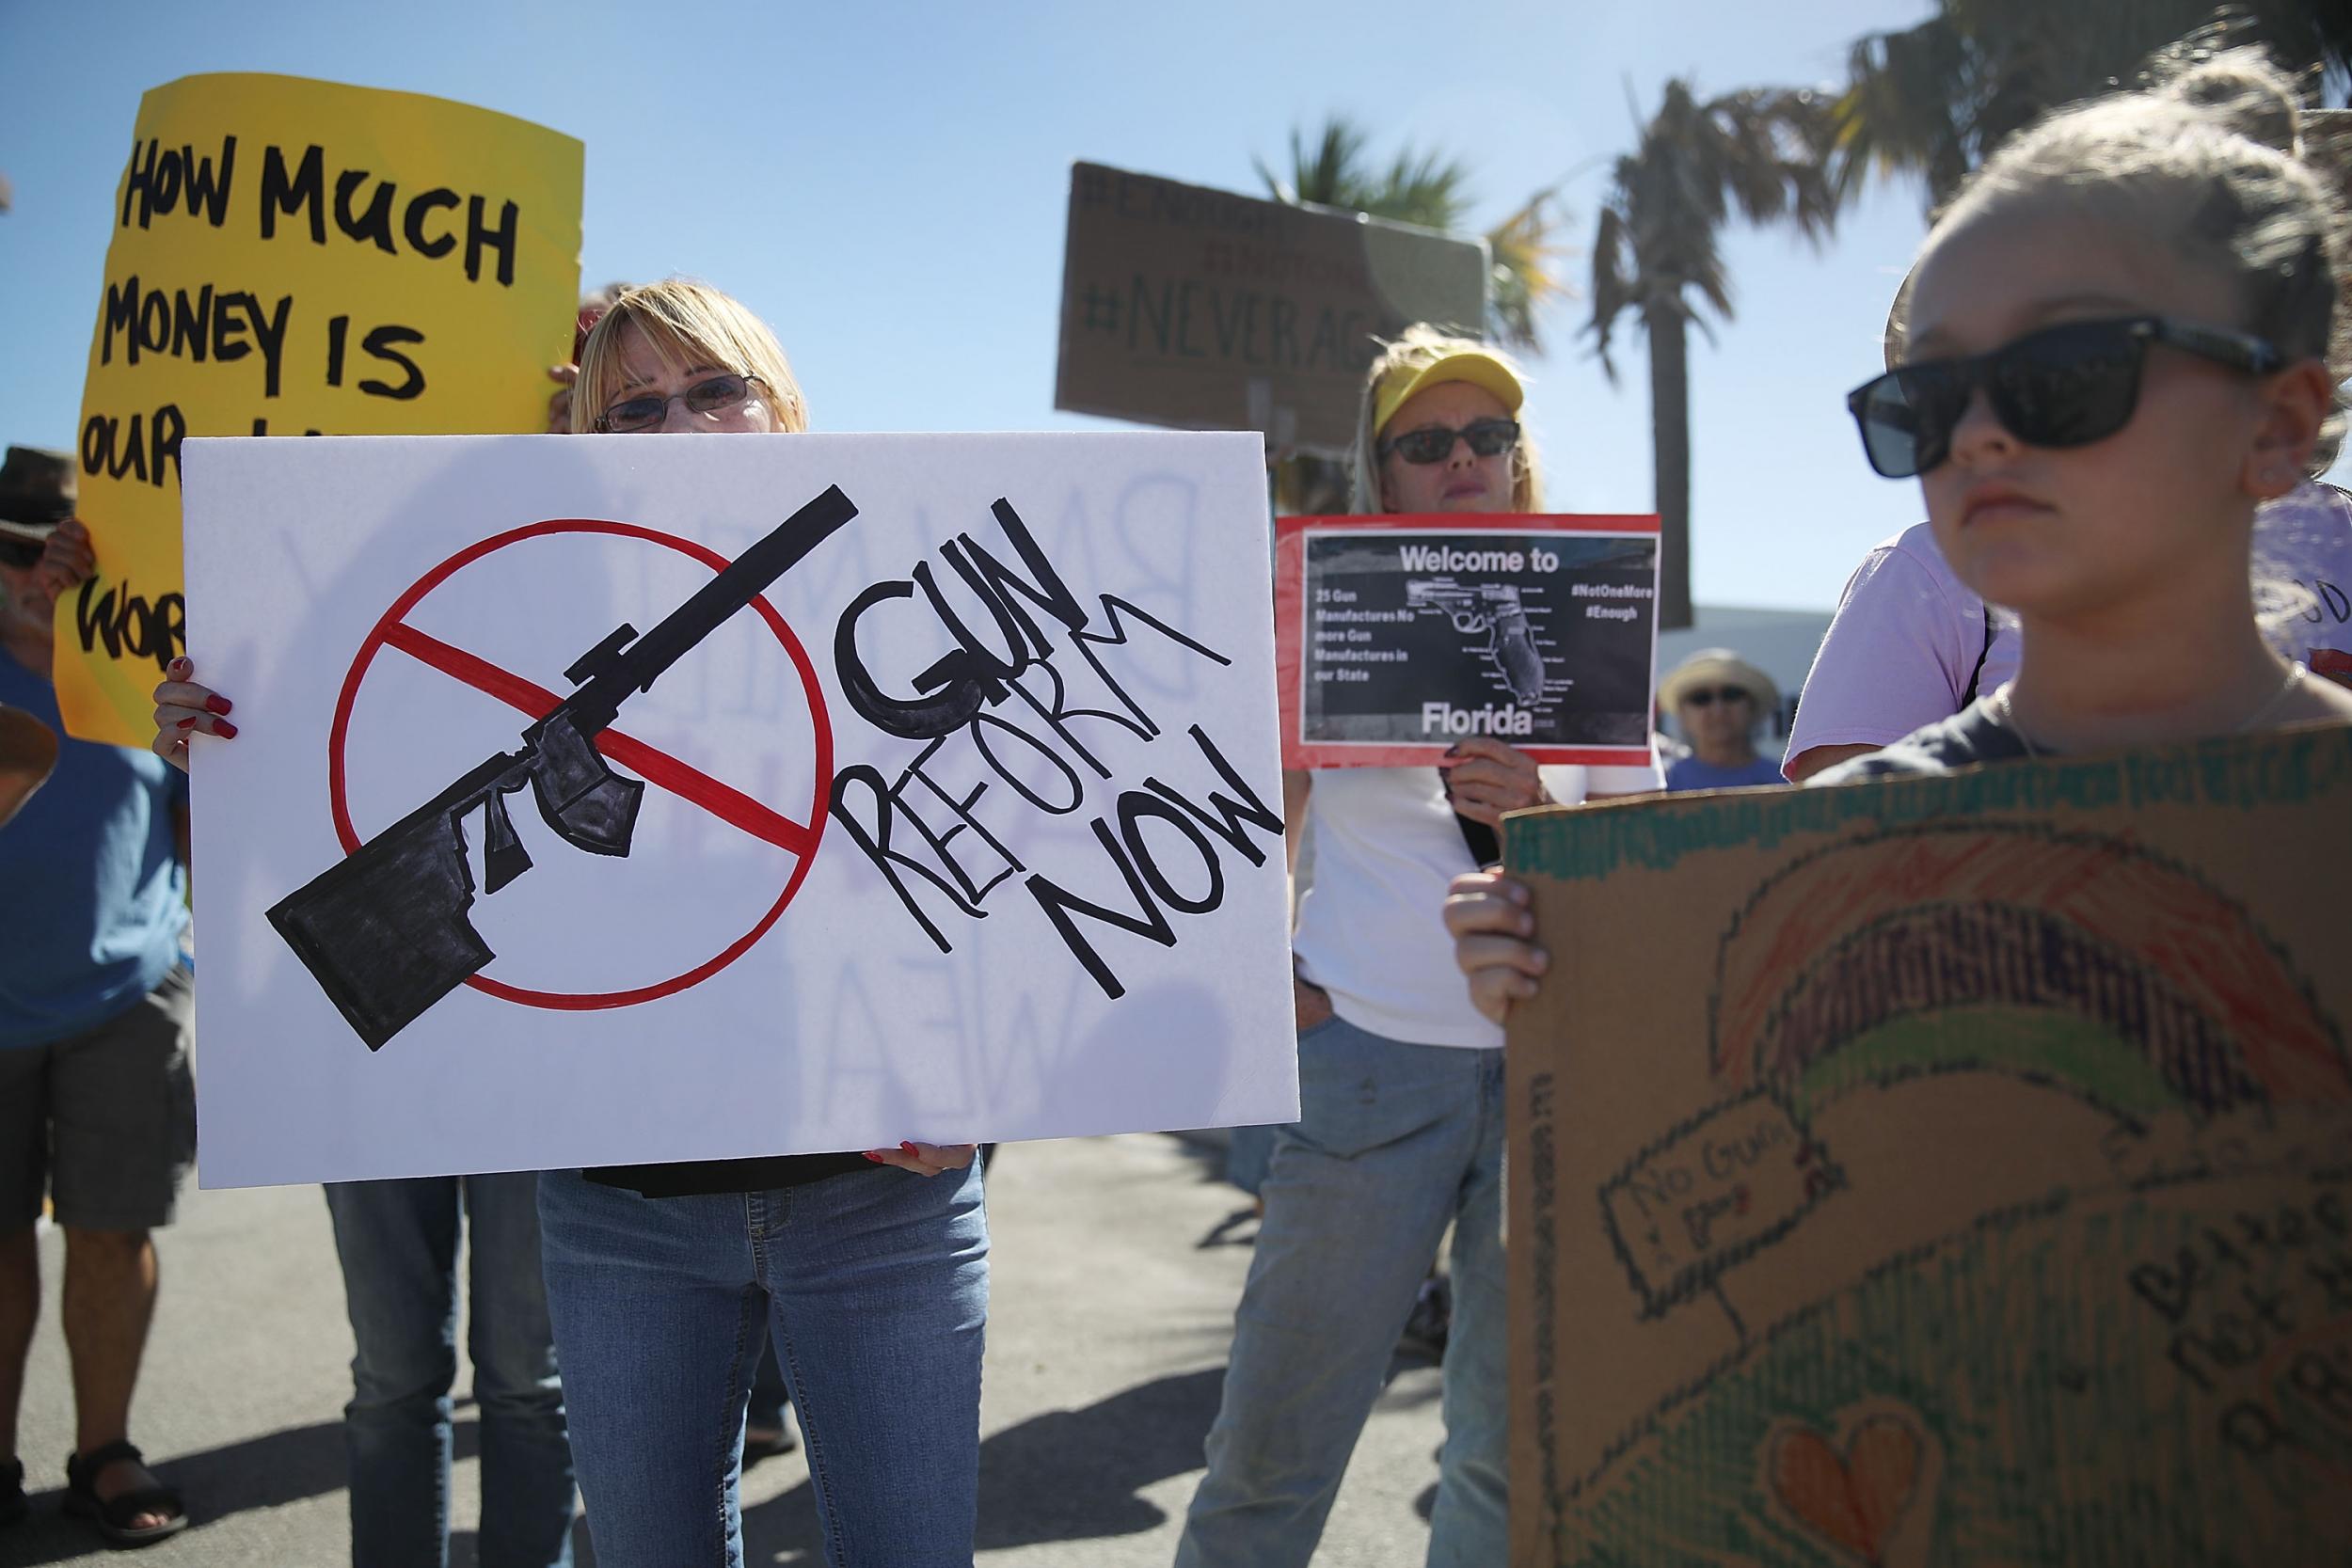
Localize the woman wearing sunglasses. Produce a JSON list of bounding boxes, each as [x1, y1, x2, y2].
[[1178, 326, 1661, 1568], [1449, 51, 2352, 1019], [151, 280, 985, 1568]]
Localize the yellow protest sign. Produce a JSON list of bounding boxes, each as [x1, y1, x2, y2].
[[57, 73, 582, 745]]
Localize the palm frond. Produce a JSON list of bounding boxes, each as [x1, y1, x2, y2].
[[1260, 114, 1568, 349], [1486, 187, 1572, 355], [1832, 0, 2344, 214]]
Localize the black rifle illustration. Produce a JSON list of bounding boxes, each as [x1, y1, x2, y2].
[[1403, 578, 1549, 705], [270, 484, 858, 1051]]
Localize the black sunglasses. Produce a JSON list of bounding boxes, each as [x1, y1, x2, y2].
[[1846, 315, 2285, 480], [0, 539, 43, 571], [596, 372, 765, 434], [1679, 686, 1752, 708], [1377, 419, 1520, 466]]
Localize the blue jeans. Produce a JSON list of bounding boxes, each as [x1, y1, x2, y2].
[[535, 1162, 988, 1568], [1178, 1017, 1507, 1568], [324, 1174, 576, 1568]]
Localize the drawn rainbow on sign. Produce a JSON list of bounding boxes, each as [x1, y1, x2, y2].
[[1706, 823, 2351, 1124]]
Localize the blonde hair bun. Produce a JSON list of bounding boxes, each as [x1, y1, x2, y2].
[[2158, 50, 2302, 157]]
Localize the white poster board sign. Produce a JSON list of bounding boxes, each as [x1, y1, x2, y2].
[[182, 432, 1297, 1186]]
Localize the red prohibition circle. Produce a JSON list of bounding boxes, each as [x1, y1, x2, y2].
[[326, 518, 833, 1012]]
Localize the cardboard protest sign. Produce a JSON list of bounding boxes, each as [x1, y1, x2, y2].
[[180, 431, 1297, 1187], [1274, 514, 1660, 768], [1055, 162, 1489, 453], [1502, 728, 2352, 1565], [58, 73, 582, 747]]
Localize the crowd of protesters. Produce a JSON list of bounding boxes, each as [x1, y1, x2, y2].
[[4, 40, 2350, 1568]]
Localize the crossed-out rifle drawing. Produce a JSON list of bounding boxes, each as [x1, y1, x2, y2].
[[268, 484, 857, 1051]]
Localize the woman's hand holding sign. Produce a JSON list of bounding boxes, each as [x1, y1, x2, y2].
[[151, 657, 235, 770], [864, 1141, 978, 1178], [1437, 736, 1546, 828]]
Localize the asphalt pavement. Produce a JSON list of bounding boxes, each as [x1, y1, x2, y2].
[[6, 1133, 1445, 1566]]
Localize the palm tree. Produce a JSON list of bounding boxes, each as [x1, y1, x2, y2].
[[1255, 117, 1571, 356], [1836, 2, 2349, 212], [1588, 81, 1841, 630], [1254, 118, 1570, 513]]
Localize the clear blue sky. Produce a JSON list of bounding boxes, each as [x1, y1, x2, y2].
[[0, 0, 2090, 611]]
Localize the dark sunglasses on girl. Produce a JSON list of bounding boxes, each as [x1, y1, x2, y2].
[[1679, 686, 1751, 708], [597, 372, 765, 434], [1845, 314, 2285, 480], [1377, 419, 1520, 466]]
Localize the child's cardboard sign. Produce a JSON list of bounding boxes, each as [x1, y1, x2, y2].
[[59, 73, 582, 747], [1503, 729, 2352, 1565], [1274, 514, 1659, 768], [182, 431, 1298, 1187]]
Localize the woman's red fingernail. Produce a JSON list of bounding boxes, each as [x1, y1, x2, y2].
[[206, 695, 232, 714], [214, 720, 238, 738], [900, 1141, 921, 1157], [177, 717, 197, 729], [862, 1150, 886, 1163]]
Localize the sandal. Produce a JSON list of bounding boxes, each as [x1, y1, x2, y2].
[[2, 1456, 25, 1528], [63, 1439, 189, 1546]]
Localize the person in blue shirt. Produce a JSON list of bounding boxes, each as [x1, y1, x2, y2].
[[1661, 649, 1788, 792], [0, 448, 193, 1545]]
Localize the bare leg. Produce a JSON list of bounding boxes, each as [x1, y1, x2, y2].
[[60, 1227, 172, 1530], [0, 1227, 37, 1465]]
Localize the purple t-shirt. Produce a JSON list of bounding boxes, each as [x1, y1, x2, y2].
[[1784, 483, 2352, 777]]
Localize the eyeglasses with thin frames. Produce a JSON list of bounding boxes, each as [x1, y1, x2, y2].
[[596, 372, 768, 434]]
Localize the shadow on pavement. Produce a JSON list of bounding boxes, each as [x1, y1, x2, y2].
[[0, 1414, 502, 1565], [6, 1418, 342, 1565], [736, 1366, 1228, 1560]]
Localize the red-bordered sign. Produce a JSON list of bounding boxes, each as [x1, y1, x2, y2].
[[326, 519, 832, 1011], [1274, 512, 1661, 769]]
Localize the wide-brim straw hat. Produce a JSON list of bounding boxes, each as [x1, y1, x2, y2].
[[1660, 648, 1778, 714]]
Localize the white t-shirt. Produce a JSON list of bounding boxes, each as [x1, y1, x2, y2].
[[1292, 755, 1663, 1050], [1784, 482, 2352, 774]]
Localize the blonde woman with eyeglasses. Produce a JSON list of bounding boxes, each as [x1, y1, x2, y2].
[[152, 280, 985, 1568]]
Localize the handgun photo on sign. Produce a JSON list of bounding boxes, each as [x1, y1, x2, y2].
[[267, 483, 857, 1051]]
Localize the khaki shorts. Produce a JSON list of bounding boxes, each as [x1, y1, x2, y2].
[[0, 965, 196, 1232]]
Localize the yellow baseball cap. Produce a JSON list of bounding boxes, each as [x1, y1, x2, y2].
[[1373, 350, 1525, 440]]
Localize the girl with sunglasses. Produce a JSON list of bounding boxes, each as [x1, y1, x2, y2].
[[1449, 50, 2352, 1022], [1784, 284, 2352, 785], [1178, 326, 1661, 1568], [151, 280, 985, 1568]]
